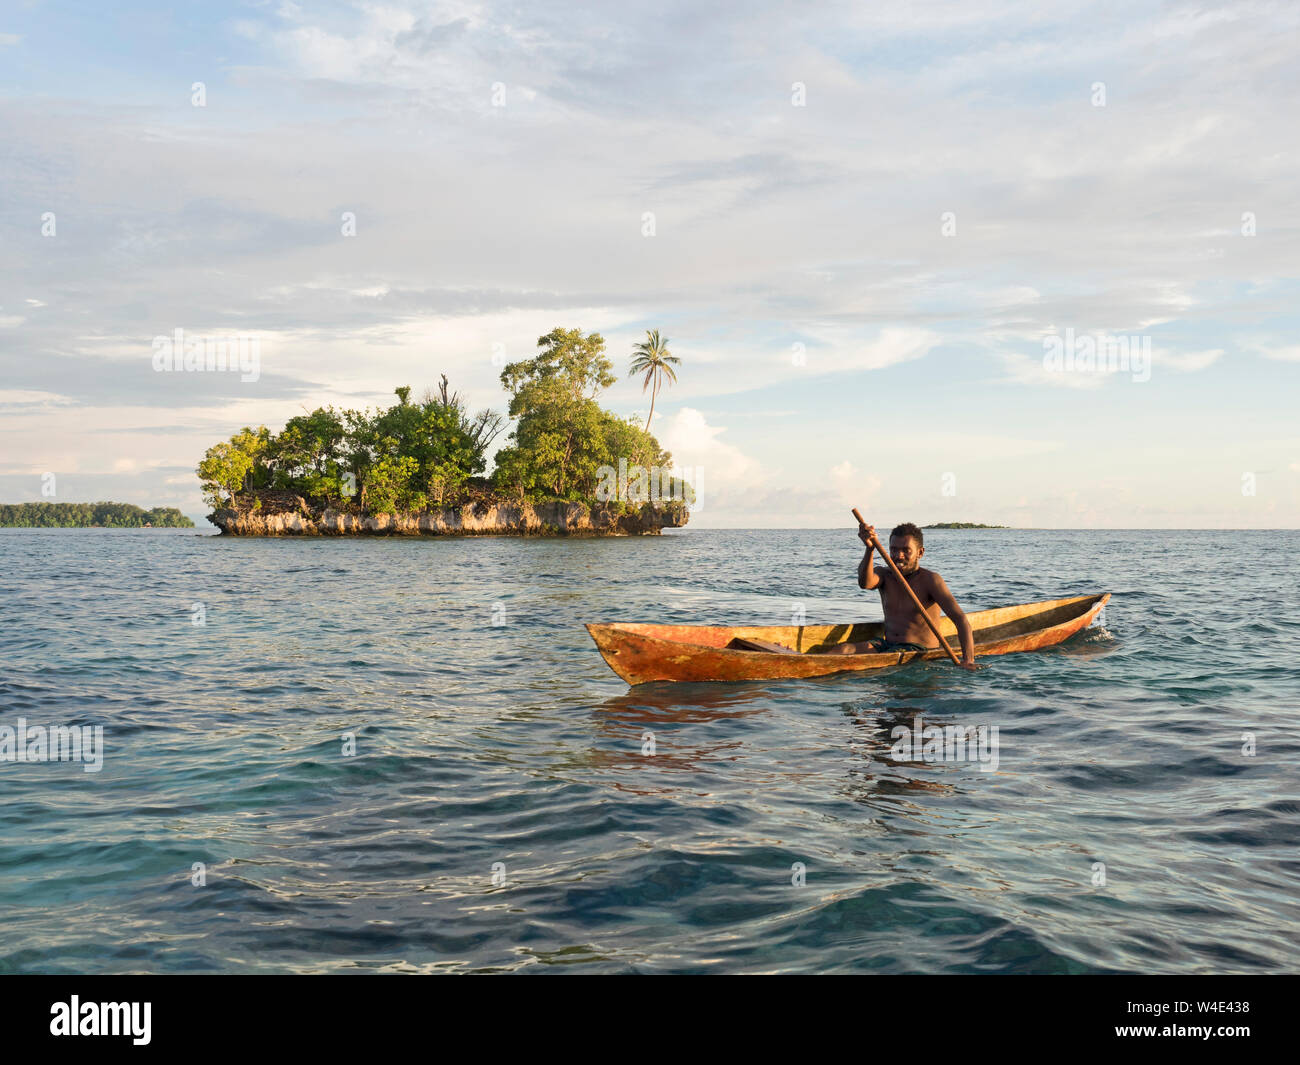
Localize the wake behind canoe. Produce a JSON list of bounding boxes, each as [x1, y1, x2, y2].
[[586, 593, 1108, 685]]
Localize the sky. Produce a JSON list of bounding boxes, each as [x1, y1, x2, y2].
[[1, 0, 1297, 528]]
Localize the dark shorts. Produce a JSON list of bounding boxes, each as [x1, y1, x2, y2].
[[866, 639, 930, 653]]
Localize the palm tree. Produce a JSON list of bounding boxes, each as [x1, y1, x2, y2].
[[628, 329, 681, 433]]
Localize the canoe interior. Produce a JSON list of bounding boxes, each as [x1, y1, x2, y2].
[[599, 594, 1106, 653]]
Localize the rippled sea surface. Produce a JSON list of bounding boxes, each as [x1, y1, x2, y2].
[[2, 527, 1297, 974]]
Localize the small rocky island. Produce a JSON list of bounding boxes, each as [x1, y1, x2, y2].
[[209, 487, 688, 537], [200, 328, 692, 537], [924, 522, 1009, 529]]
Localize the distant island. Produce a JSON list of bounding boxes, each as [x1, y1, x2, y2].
[[199, 327, 692, 536], [0, 502, 194, 528], [924, 522, 1009, 529]]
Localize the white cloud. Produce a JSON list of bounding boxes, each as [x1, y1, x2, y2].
[[801, 326, 940, 376], [830, 461, 882, 507], [1153, 348, 1223, 372], [998, 352, 1107, 389], [657, 407, 762, 488], [0, 390, 74, 411], [1258, 345, 1300, 363]]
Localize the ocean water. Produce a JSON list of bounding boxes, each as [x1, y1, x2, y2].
[[1, 527, 1297, 974]]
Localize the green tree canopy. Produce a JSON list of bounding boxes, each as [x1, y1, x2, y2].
[[197, 426, 270, 507], [499, 327, 616, 412], [194, 338, 680, 514], [0, 502, 194, 528], [196, 377, 506, 513], [492, 328, 673, 501]]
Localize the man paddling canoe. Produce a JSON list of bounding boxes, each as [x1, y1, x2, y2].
[[826, 521, 978, 670]]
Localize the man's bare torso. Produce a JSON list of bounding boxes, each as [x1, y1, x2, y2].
[[827, 521, 976, 665], [875, 565, 944, 647]]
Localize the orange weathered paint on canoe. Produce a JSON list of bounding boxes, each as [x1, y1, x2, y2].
[[586, 593, 1109, 685]]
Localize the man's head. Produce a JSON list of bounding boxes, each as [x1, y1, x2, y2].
[[888, 522, 924, 575]]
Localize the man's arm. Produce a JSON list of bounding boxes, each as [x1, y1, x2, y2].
[[929, 573, 977, 668], [857, 523, 881, 588]]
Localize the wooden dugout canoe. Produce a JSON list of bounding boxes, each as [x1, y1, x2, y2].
[[586, 593, 1109, 685]]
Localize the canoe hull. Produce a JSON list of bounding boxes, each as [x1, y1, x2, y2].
[[586, 593, 1109, 685]]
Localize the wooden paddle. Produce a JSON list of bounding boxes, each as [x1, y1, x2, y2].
[[852, 508, 962, 666]]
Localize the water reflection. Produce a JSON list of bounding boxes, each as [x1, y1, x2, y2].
[[592, 680, 781, 724], [563, 684, 778, 791], [838, 703, 975, 800]]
